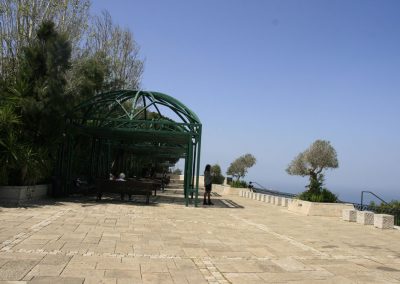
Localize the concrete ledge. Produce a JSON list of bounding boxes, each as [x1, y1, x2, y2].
[[288, 199, 355, 217], [374, 214, 394, 229], [357, 211, 374, 225], [0, 184, 50, 204], [274, 196, 282, 206], [281, 198, 288, 207], [213, 185, 244, 196], [342, 209, 357, 222]]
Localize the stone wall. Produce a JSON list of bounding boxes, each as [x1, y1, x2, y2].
[[0, 184, 50, 204]]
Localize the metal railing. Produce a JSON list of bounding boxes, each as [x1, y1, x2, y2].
[[249, 181, 296, 199], [350, 191, 400, 226], [360, 191, 388, 208]]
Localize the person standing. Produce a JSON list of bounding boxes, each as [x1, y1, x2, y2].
[[203, 164, 213, 205]]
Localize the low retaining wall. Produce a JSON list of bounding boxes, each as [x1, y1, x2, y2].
[[288, 199, 355, 217], [238, 189, 395, 230], [0, 184, 50, 204], [213, 184, 244, 195]]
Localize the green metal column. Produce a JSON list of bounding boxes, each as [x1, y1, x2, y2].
[[89, 137, 96, 178], [187, 139, 193, 206], [191, 141, 197, 199], [183, 152, 189, 205], [195, 125, 202, 207], [65, 135, 73, 196]]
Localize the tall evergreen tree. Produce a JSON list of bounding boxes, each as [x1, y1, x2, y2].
[[17, 21, 72, 155]]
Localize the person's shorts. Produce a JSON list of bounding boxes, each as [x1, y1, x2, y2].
[[205, 184, 212, 192]]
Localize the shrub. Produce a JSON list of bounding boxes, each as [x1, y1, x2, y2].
[[230, 180, 248, 188], [297, 188, 338, 203], [211, 164, 225, 185], [172, 168, 182, 175]]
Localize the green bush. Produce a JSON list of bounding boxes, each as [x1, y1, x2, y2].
[[370, 200, 400, 210], [172, 168, 182, 175], [212, 175, 225, 185], [230, 180, 248, 188], [211, 164, 225, 185], [296, 173, 338, 203], [297, 188, 338, 203]]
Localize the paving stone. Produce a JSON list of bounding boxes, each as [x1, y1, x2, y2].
[[0, 260, 38, 281], [0, 189, 400, 283], [24, 264, 67, 278], [29, 276, 84, 284], [104, 269, 141, 279], [141, 272, 173, 283]]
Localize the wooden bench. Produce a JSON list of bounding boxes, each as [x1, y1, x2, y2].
[[137, 178, 162, 196], [95, 179, 154, 204]]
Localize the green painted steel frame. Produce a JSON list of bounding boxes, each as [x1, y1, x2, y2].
[[59, 90, 202, 206]]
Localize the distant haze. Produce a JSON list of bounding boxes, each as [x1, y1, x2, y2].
[[92, 0, 400, 204]]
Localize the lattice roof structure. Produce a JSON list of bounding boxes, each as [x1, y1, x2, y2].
[[57, 90, 202, 206]]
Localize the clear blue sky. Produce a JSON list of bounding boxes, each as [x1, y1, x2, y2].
[[91, 0, 400, 203]]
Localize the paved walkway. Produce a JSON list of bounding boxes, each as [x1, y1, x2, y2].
[[0, 188, 399, 283]]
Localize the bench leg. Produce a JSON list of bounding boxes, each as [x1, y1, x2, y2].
[[146, 194, 150, 204]]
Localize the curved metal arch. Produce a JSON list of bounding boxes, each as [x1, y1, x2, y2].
[[71, 90, 200, 126], [63, 90, 202, 207]]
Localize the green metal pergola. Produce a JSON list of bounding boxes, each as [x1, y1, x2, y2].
[[57, 90, 202, 206]]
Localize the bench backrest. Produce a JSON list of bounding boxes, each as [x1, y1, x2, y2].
[[95, 179, 154, 194]]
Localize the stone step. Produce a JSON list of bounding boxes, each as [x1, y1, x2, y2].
[[169, 179, 184, 184]]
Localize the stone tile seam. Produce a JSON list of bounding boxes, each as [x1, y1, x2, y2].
[[0, 247, 315, 263], [0, 209, 71, 251], [197, 258, 229, 284], [229, 214, 328, 257]]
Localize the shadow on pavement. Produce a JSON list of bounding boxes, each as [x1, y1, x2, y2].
[[0, 190, 245, 209]]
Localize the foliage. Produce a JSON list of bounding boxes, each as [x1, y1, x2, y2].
[[226, 153, 256, 181], [230, 180, 248, 188], [66, 52, 108, 104], [16, 21, 72, 156], [0, 91, 50, 185], [296, 174, 338, 202], [369, 200, 400, 210], [211, 164, 225, 185], [172, 168, 182, 175], [0, 1, 143, 92], [84, 10, 143, 90], [297, 188, 338, 203], [0, 3, 144, 186], [369, 200, 400, 226], [286, 140, 338, 198], [0, 0, 90, 78]]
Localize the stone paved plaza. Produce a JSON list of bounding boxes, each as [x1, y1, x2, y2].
[[1, 188, 400, 283]]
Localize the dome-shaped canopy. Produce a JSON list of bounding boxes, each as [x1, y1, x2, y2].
[[67, 90, 201, 144], [71, 90, 200, 123], [60, 90, 202, 206]]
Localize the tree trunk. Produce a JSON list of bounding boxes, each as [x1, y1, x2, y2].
[[308, 171, 320, 195]]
